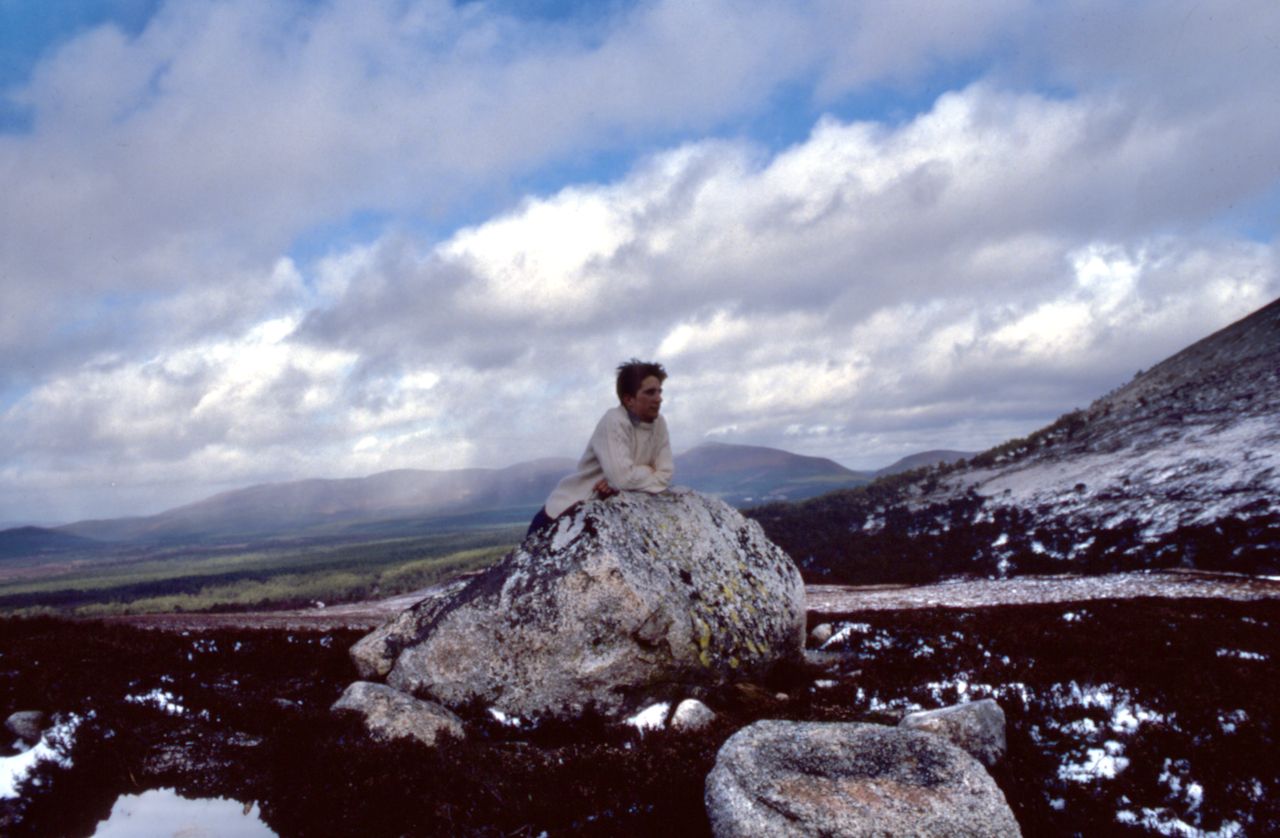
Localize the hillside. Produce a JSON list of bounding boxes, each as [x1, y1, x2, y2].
[[0, 526, 102, 560], [675, 441, 871, 505], [874, 450, 972, 477], [751, 297, 1280, 583], [56, 459, 576, 545], [36, 442, 869, 549]]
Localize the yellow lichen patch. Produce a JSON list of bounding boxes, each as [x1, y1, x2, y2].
[[695, 617, 711, 650], [728, 657, 740, 669], [745, 638, 759, 656], [699, 649, 712, 668]]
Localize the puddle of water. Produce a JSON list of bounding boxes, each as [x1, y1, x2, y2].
[[91, 788, 277, 837]]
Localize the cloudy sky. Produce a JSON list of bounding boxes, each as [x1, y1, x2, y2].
[[2, 0, 1278, 525]]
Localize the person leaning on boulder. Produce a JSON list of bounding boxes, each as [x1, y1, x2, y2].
[[527, 359, 674, 536]]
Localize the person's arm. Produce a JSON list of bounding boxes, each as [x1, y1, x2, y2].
[[595, 412, 669, 493], [651, 417, 673, 487]]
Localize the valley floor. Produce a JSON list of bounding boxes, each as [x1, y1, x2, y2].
[[101, 569, 1280, 632], [807, 568, 1280, 615]]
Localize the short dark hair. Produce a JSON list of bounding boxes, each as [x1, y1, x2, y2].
[[616, 359, 667, 403]]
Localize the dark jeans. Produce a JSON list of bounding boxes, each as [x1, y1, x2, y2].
[[526, 507, 554, 538]]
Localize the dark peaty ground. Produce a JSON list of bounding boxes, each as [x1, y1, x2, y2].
[[2, 597, 1278, 836]]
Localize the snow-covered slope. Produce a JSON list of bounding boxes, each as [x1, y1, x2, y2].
[[752, 298, 1280, 582], [957, 296, 1280, 543]]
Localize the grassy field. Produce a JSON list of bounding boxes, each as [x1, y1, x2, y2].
[[0, 526, 522, 617]]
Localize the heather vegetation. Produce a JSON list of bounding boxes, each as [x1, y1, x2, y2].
[[3, 598, 1276, 836], [0, 528, 519, 617], [751, 482, 1280, 585]]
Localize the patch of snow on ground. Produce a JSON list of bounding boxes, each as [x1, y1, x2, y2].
[[1, 713, 85, 800], [125, 688, 188, 717], [487, 708, 527, 728], [1216, 649, 1268, 661], [821, 621, 882, 651], [1111, 703, 1164, 734], [1059, 741, 1130, 783], [1218, 709, 1248, 734], [1158, 759, 1203, 813], [626, 703, 669, 732], [911, 641, 935, 658], [1115, 807, 1243, 838], [923, 678, 970, 704], [856, 687, 920, 715]]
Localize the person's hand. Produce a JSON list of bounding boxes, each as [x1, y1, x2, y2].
[[594, 478, 618, 498]]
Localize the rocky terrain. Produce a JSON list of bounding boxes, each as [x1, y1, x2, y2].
[[754, 297, 1280, 583]]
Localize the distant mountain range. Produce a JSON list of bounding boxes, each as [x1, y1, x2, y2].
[[0, 444, 969, 558], [752, 296, 1280, 583]]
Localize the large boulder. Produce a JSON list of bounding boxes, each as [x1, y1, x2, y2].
[[351, 490, 806, 719], [705, 720, 1021, 837]]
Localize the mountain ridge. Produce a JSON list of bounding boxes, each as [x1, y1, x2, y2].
[[751, 296, 1280, 583], [3, 442, 952, 554]]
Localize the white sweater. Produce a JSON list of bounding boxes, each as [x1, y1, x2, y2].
[[544, 405, 674, 517]]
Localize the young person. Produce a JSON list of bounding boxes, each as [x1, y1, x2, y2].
[[528, 359, 673, 536]]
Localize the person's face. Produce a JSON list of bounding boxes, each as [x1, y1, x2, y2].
[[623, 375, 663, 422]]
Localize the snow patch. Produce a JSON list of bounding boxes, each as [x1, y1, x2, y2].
[[626, 702, 670, 732], [1059, 741, 1130, 782], [125, 688, 188, 717], [487, 708, 527, 728], [1, 713, 86, 800]]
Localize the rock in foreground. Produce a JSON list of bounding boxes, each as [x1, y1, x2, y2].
[[331, 681, 465, 747], [354, 490, 806, 719], [705, 720, 1021, 837], [900, 698, 1007, 767]]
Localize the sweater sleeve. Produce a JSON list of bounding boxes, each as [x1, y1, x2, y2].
[[651, 417, 674, 486], [596, 411, 669, 492]]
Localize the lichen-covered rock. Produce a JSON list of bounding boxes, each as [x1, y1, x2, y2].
[[900, 699, 1008, 767], [331, 681, 465, 747], [361, 490, 805, 719], [350, 577, 472, 680], [705, 720, 1021, 837]]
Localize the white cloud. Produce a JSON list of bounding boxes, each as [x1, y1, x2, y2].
[[1, 1, 1278, 522]]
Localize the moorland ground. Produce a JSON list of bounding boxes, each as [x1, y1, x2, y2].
[[3, 581, 1278, 836]]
